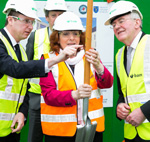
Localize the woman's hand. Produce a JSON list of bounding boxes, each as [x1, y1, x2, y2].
[[47, 45, 83, 68], [61, 45, 83, 60], [71, 84, 92, 100], [85, 48, 104, 74]]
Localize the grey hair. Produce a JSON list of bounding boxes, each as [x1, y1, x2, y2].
[[130, 10, 142, 28]]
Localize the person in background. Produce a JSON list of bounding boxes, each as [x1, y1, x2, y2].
[[40, 11, 114, 142], [0, 0, 81, 141], [26, 0, 68, 141], [105, 1, 150, 142]]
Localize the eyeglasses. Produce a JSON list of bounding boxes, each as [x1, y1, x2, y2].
[[110, 18, 134, 29], [11, 16, 35, 26], [59, 31, 80, 38]]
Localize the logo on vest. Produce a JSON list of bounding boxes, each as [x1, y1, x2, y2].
[[130, 74, 142, 78]]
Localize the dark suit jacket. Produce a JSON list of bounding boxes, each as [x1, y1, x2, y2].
[[116, 32, 150, 121], [0, 28, 47, 118]]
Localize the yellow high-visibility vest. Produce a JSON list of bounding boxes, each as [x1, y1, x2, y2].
[[0, 32, 28, 137], [28, 27, 50, 94], [116, 34, 150, 140]]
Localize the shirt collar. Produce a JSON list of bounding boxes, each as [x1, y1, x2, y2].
[[48, 27, 52, 36], [129, 31, 142, 50], [4, 27, 20, 47]]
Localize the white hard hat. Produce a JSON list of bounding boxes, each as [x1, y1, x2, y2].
[[53, 12, 84, 31], [105, 1, 143, 25], [3, 0, 41, 21], [44, 0, 68, 11]]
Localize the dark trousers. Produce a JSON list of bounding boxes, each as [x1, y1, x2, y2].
[[28, 109, 44, 142], [45, 132, 103, 142], [125, 134, 150, 142], [0, 133, 20, 142]]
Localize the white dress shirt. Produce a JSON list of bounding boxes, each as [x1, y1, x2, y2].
[[127, 31, 142, 66]]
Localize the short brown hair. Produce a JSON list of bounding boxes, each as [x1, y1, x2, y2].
[[50, 30, 85, 53], [5, 10, 21, 26]]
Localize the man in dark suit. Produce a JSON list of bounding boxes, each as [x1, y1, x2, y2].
[[105, 1, 150, 142], [0, 0, 81, 141]]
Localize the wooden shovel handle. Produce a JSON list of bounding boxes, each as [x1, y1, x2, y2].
[[84, 0, 93, 84]]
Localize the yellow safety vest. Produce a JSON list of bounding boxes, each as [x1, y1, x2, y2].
[[0, 32, 28, 137], [116, 34, 150, 140], [41, 53, 104, 137], [28, 27, 50, 94]]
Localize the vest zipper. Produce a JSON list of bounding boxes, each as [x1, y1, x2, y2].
[[15, 79, 25, 114]]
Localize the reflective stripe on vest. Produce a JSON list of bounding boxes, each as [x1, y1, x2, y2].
[[116, 34, 150, 140], [125, 119, 149, 124], [28, 27, 50, 94], [41, 53, 104, 137], [0, 32, 28, 137], [116, 47, 124, 79], [88, 108, 104, 119], [0, 113, 15, 121], [41, 114, 77, 123], [0, 91, 24, 103], [41, 102, 104, 122], [127, 93, 150, 104]]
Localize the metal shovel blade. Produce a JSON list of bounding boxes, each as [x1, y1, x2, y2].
[[84, 120, 97, 142], [75, 125, 85, 142], [75, 98, 97, 142], [75, 120, 97, 142]]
